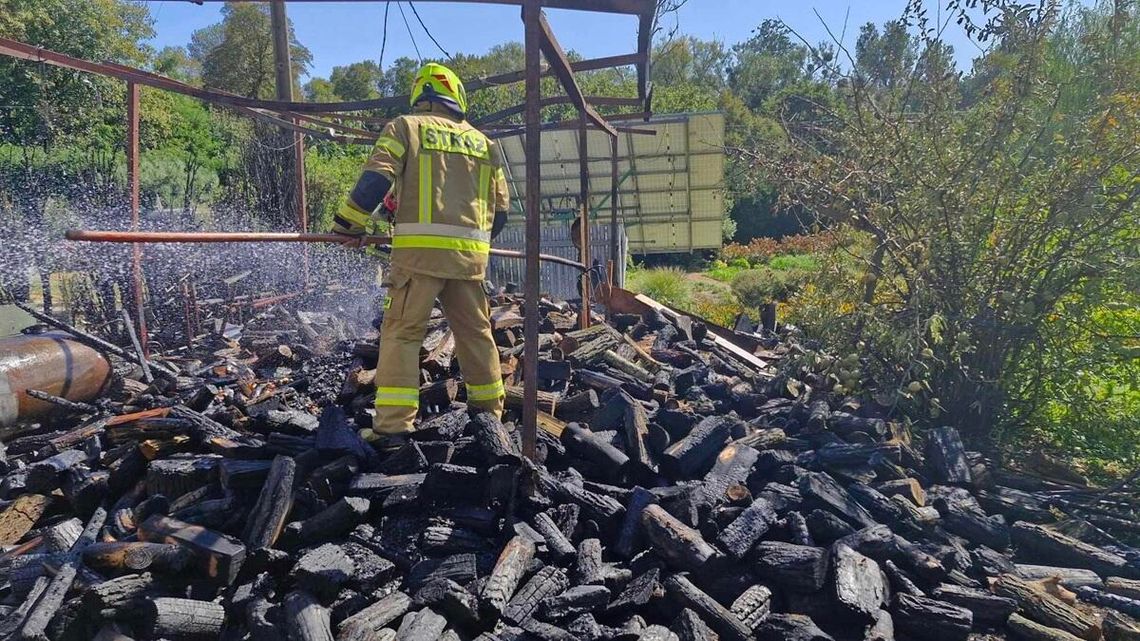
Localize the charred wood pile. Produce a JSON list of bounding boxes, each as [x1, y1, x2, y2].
[[2, 290, 1140, 641]]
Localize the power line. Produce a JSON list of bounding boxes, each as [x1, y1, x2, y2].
[[407, 2, 453, 60], [396, 2, 423, 63], [379, 1, 391, 69]]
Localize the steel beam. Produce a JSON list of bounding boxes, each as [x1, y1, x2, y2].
[[0, 38, 642, 116], [531, 8, 619, 137], [473, 95, 643, 126], [126, 82, 148, 356], [611, 133, 620, 278], [175, 0, 652, 15], [578, 112, 592, 329], [522, 0, 542, 460]]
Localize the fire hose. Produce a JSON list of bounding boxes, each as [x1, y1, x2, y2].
[[64, 230, 588, 272]]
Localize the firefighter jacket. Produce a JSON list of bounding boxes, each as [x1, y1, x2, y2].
[[336, 103, 511, 281]]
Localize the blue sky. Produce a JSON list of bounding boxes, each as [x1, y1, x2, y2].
[[145, 1, 992, 79]]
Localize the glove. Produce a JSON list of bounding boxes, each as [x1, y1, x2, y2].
[[491, 210, 508, 240]]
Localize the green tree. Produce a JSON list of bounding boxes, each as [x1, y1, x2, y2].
[[728, 20, 811, 111], [740, 1, 1140, 455], [330, 60, 384, 101], [304, 77, 340, 103], [854, 20, 917, 92], [0, 0, 153, 147], [153, 46, 201, 84], [192, 4, 311, 99], [651, 37, 729, 113]]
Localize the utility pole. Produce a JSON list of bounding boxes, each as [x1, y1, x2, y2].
[[269, 1, 310, 281]]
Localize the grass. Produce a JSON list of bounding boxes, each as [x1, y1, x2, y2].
[[626, 267, 691, 309]]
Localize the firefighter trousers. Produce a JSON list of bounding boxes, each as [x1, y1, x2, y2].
[[372, 266, 505, 435]]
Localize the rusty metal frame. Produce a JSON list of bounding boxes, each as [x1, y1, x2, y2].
[[1, 0, 657, 460]]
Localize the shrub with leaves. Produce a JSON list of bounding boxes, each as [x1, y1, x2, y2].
[[734, 0, 1140, 451], [731, 267, 810, 309]]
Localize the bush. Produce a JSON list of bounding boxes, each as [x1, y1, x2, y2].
[[742, 2, 1140, 453], [731, 268, 809, 309], [768, 254, 819, 272], [627, 268, 691, 308], [728, 257, 750, 269], [721, 231, 841, 265]]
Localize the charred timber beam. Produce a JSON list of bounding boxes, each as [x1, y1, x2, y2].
[[664, 574, 752, 641]]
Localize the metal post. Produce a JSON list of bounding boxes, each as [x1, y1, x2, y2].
[[521, 0, 542, 460], [610, 133, 619, 284], [126, 81, 147, 355], [270, 0, 309, 283], [578, 113, 591, 329]]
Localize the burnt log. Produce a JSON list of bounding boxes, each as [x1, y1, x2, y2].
[[82, 541, 192, 574], [286, 497, 371, 547], [935, 498, 1010, 551], [799, 472, 877, 529], [838, 525, 945, 583], [608, 568, 662, 615], [138, 515, 246, 584], [532, 512, 575, 562], [1015, 565, 1103, 589], [504, 566, 569, 624], [753, 541, 829, 593], [559, 423, 630, 481], [876, 479, 926, 507], [699, 443, 759, 511], [891, 594, 971, 641], [992, 574, 1100, 641], [755, 614, 835, 641], [26, 449, 88, 493], [1107, 578, 1140, 601], [0, 494, 50, 546], [13, 507, 106, 641], [716, 497, 778, 559], [555, 390, 600, 420], [292, 543, 356, 600], [473, 411, 521, 466], [540, 585, 612, 621], [641, 504, 720, 572], [394, 609, 448, 641], [864, 610, 894, 641], [1011, 522, 1130, 578], [1006, 613, 1085, 641], [242, 454, 296, 550], [925, 427, 972, 485], [143, 598, 225, 641], [284, 590, 334, 641], [664, 574, 752, 641], [574, 538, 605, 586], [729, 584, 772, 631], [833, 543, 887, 622], [615, 487, 657, 559], [480, 536, 536, 620], [931, 584, 1016, 625], [672, 608, 718, 641], [661, 416, 736, 480]]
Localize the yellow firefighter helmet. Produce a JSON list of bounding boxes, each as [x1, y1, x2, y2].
[[409, 63, 468, 116]]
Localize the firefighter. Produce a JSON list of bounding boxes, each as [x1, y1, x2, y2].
[[333, 63, 510, 446]]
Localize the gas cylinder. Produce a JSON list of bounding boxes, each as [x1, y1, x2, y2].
[[0, 331, 112, 425]]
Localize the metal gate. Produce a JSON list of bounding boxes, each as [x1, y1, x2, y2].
[[489, 224, 626, 300]]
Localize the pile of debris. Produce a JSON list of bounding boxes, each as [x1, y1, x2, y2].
[[3, 289, 1140, 641]]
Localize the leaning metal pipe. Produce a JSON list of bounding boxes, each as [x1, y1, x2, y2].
[[64, 230, 588, 272]]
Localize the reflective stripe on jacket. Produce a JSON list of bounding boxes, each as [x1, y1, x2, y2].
[[349, 103, 510, 280]]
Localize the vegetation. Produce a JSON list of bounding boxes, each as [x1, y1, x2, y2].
[[0, 0, 1136, 471]]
